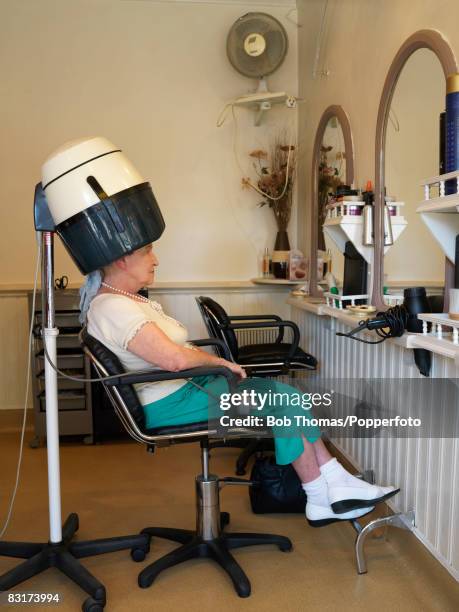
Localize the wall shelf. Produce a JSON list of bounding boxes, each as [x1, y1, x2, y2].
[[233, 91, 288, 108], [417, 170, 459, 262], [416, 194, 459, 213], [418, 312, 459, 344], [323, 200, 407, 264], [251, 277, 302, 285], [323, 291, 369, 308], [233, 91, 288, 126]]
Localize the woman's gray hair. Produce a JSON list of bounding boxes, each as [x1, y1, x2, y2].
[[79, 270, 102, 324]]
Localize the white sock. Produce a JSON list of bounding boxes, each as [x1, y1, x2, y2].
[[302, 474, 329, 508], [319, 457, 372, 489]]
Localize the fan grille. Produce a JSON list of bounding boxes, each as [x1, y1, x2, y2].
[[227, 12, 288, 79]]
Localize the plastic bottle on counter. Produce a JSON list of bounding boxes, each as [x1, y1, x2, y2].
[[325, 272, 339, 307], [262, 247, 271, 277], [362, 180, 374, 246]]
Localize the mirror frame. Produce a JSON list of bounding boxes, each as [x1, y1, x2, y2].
[[374, 29, 458, 308], [309, 105, 354, 296]]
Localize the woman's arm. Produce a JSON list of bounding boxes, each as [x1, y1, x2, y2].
[[127, 321, 246, 378]]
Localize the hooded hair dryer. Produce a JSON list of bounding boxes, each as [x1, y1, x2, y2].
[[35, 136, 165, 272], [0, 137, 166, 609]]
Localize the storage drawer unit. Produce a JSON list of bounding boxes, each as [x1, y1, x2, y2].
[[28, 290, 93, 446]]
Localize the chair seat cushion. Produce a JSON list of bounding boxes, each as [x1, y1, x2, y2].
[[145, 420, 210, 436], [238, 343, 317, 370]]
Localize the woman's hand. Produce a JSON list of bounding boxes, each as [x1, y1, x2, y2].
[[218, 359, 247, 379]]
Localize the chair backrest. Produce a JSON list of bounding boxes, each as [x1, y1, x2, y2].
[[196, 296, 239, 360], [80, 327, 146, 431], [81, 329, 229, 447]]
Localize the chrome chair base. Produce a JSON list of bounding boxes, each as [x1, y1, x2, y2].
[[139, 472, 292, 598]]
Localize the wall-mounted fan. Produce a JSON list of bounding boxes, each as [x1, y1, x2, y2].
[[227, 12, 288, 83], [225, 12, 294, 126]]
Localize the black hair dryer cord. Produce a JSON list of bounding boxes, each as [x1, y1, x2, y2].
[[336, 305, 409, 344], [335, 305, 431, 376]]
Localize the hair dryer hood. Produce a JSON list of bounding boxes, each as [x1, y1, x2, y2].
[[42, 136, 165, 274]]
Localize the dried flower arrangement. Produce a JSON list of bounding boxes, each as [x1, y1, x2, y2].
[[242, 133, 296, 234]]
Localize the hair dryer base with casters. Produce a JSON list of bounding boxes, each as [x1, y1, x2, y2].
[[0, 512, 150, 612]]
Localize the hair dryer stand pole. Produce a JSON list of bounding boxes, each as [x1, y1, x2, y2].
[[0, 232, 150, 612]]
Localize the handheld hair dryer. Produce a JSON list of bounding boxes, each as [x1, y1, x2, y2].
[[336, 291, 432, 377]]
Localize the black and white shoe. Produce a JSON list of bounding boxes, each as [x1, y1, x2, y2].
[[329, 484, 400, 514], [306, 503, 375, 528]]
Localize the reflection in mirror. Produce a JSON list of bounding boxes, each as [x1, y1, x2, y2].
[[384, 48, 445, 298], [318, 117, 346, 285]]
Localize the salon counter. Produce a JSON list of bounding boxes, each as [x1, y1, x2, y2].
[[287, 296, 459, 366]]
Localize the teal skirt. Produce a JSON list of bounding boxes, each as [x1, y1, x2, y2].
[[143, 376, 321, 465]]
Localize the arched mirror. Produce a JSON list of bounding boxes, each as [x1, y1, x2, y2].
[[374, 30, 458, 308], [310, 106, 354, 295], [384, 49, 445, 299]]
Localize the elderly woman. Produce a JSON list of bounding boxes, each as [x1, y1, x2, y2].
[[81, 243, 397, 527]]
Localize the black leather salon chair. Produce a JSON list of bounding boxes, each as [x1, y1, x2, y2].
[[80, 329, 292, 600], [195, 296, 317, 376], [195, 297, 318, 474]]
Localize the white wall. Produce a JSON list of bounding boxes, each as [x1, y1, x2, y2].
[[0, 0, 298, 285]]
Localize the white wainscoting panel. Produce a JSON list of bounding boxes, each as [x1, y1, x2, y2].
[[150, 287, 291, 342], [290, 305, 459, 581]]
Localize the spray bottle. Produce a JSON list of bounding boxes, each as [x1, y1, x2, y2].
[[362, 180, 374, 246]]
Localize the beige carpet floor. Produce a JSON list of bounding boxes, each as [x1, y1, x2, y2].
[[0, 426, 458, 612]]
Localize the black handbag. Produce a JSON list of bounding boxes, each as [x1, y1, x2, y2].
[[249, 455, 306, 514]]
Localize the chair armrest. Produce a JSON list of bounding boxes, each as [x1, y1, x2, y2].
[[226, 315, 284, 343], [224, 320, 300, 361], [105, 365, 239, 393], [227, 314, 282, 322], [190, 338, 231, 360]]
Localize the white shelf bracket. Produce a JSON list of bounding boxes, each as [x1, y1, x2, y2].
[[254, 101, 271, 127]]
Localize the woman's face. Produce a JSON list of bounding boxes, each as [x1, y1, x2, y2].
[[125, 244, 158, 287]]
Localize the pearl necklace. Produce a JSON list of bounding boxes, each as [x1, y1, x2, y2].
[[101, 281, 150, 303], [100, 281, 185, 329]]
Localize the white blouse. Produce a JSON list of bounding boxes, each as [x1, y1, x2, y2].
[[87, 294, 191, 405]]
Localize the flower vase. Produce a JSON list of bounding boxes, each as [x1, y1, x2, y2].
[[272, 230, 290, 279]]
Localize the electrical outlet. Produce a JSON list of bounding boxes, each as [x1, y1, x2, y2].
[[285, 96, 297, 109]]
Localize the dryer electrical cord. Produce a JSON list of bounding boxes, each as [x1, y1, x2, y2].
[[335, 305, 409, 345], [0, 236, 41, 539]]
